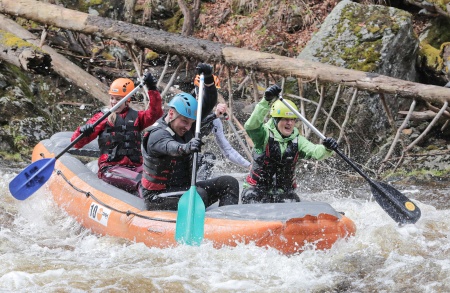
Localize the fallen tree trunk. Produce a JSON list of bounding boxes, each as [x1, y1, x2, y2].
[[404, 0, 450, 19], [1, 0, 450, 105], [0, 14, 110, 105], [0, 29, 51, 74]]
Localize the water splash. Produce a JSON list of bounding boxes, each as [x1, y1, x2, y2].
[[1, 168, 450, 292]]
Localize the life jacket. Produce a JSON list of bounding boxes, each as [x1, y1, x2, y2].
[[247, 132, 299, 191], [97, 108, 141, 164], [141, 121, 192, 191]]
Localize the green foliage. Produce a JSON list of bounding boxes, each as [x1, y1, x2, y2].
[[419, 43, 443, 71], [76, 0, 103, 13], [384, 167, 450, 180], [342, 41, 382, 72], [0, 30, 43, 52], [420, 18, 450, 48], [417, 18, 450, 77], [163, 10, 184, 33], [101, 52, 115, 60], [145, 50, 159, 61], [0, 151, 23, 162], [256, 26, 267, 36]]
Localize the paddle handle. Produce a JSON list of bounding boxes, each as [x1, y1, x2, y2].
[[55, 81, 144, 160], [190, 74, 205, 185]]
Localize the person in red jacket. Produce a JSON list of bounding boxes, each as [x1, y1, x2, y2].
[[71, 73, 163, 194]]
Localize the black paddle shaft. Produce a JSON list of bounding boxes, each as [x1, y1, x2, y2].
[[55, 82, 144, 160], [278, 96, 421, 225], [334, 148, 420, 224]]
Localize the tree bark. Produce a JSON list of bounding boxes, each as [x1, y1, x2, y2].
[[0, 15, 110, 105], [0, 29, 52, 74], [404, 0, 450, 19], [177, 0, 194, 36], [398, 110, 447, 121], [1, 0, 450, 106], [124, 0, 137, 23]]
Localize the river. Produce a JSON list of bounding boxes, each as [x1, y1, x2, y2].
[[1, 163, 449, 292]]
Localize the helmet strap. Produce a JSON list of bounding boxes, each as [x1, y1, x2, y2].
[[167, 108, 179, 124]]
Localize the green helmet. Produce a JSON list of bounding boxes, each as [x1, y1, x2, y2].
[[270, 99, 298, 118]]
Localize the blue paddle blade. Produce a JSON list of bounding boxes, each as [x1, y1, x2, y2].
[[9, 158, 55, 200], [175, 186, 206, 246]]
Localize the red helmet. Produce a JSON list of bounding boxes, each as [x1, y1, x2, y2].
[[108, 78, 134, 97]]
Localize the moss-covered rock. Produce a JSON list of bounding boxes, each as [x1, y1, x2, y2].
[[163, 10, 184, 33], [296, 0, 423, 173], [0, 62, 99, 163], [299, 0, 418, 80], [417, 18, 450, 85]]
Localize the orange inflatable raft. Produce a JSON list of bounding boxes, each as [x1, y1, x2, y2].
[[31, 132, 356, 255]]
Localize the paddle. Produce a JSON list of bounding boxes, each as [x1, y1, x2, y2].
[[278, 96, 421, 225], [9, 79, 145, 200], [175, 74, 206, 245]]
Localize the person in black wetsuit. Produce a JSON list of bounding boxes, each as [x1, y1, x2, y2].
[[139, 63, 240, 210]]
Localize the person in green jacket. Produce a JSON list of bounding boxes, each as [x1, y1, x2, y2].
[[241, 84, 338, 204]]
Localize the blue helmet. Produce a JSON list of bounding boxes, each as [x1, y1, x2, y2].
[[168, 93, 198, 120]]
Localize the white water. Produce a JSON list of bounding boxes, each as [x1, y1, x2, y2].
[[1, 167, 450, 293]]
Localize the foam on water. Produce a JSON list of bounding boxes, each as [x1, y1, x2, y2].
[[1, 168, 450, 292]]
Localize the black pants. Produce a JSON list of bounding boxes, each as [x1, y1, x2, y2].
[[241, 186, 300, 204], [142, 175, 239, 211]]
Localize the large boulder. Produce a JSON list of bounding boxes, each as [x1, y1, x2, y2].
[[296, 0, 420, 168], [298, 0, 418, 80]]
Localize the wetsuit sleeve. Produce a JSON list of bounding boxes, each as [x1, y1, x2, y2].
[[146, 128, 186, 157], [297, 135, 333, 160], [188, 86, 217, 137], [201, 85, 218, 121], [213, 118, 251, 168], [71, 111, 107, 149], [244, 99, 270, 150], [137, 90, 163, 130]]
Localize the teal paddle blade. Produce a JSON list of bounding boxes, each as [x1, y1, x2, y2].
[[9, 158, 55, 200], [175, 186, 206, 246]]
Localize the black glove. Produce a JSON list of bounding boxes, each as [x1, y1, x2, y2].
[[143, 72, 158, 90], [323, 137, 338, 151], [178, 137, 203, 155], [264, 85, 281, 101], [80, 124, 94, 136], [196, 63, 214, 85]]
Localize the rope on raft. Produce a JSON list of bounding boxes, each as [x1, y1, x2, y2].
[[55, 169, 177, 223]]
